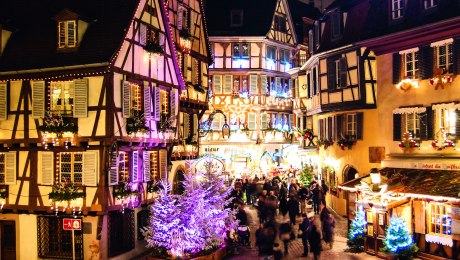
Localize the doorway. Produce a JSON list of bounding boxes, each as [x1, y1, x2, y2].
[[343, 165, 358, 183], [173, 170, 185, 195], [0, 221, 16, 260]]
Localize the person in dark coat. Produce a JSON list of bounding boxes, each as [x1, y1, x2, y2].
[[258, 225, 276, 257], [311, 183, 321, 214], [321, 179, 329, 206], [266, 191, 278, 219], [308, 224, 322, 260], [279, 181, 288, 200], [248, 179, 257, 205], [278, 222, 293, 256], [287, 195, 300, 226], [320, 202, 335, 248], [299, 212, 313, 257], [279, 196, 289, 217], [258, 190, 268, 223], [298, 184, 309, 215], [236, 205, 248, 226], [263, 179, 272, 193]]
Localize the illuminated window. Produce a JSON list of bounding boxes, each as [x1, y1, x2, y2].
[[59, 152, 83, 184], [435, 43, 453, 74], [117, 152, 129, 183], [430, 203, 452, 235], [346, 114, 357, 137], [160, 90, 169, 116], [402, 112, 421, 139], [391, 0, 405, 19], [58, 20, 77, 48], [266, 46, 276, 60], [50, 81, 74, 116], [130, 83, 143, 116], [403, 51, 419, 78], [436, 108, 456, 135], [232, 43, 249, 58]]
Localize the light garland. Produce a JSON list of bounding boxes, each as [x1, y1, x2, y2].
[[396, 78, 419, 91]]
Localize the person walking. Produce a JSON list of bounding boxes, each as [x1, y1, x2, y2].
[[259, 224, 276, 259], [287, 195, 299, 226], [266, 190, 278, 219], [320, 202, 335, 249], [308, 223, 322, 260], [321, 179, 329, 206], [298, 212, 313, 257], [298, 184, 309, 215], [258, 190, 268, 224], [279, 181, 288, 201], [278, 221, 293, 256], [311, 183, 321, 214], [278, 195, 288, 219]]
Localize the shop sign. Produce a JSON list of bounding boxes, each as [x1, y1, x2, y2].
[[410, 162, 460, 171]]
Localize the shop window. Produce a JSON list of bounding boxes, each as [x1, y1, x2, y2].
[[108, 210, 135, 257], [37, 216, 83, 260], [391, 0, 405, 20], [429, 203, 452, 235]]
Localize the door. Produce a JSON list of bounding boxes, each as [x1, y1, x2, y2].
[[1, 221, 16, 260]]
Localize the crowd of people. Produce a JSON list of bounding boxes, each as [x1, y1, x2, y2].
[[230, 176, 337, 259]]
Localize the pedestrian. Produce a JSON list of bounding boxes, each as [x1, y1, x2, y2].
[[279, 196, 288, 218], [298, 184, 309, 215], [311, 183, 321, 214], [320, 202, 335, 249], [266, 191, 278, 219], [258, 190, 268, 223], [279, 181, 288, 200], [287, 195, 299, 226], [248, 179, 257, 205], [263, 179, 272, 193], [321, 179, 329, 206], [298, 212, 313, 257], [308, 224, 322, 260], [255, 224, 264, 255], [288, 179, 298, 198], [273, 242, 283, 260], [236, 205, 248, 226], [259, 225, 276, 258], [279, 221, 293, 256]]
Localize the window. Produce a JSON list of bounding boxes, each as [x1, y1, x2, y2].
[[424, 0, 439, 9], [328, 58, 346, 89], [59, 152, 83, 184], [429, 203, 452, 235], [230, 10, 243, 27], [122, 81, 143, 117], [51, 81, 74, 116], [266, 46, 276, 61], [435, 43, 453, 74], [160, 90, 169, 116], [108, 210, 135, 257], [58, 20, 77, 48], [211, 113, 225, 131], [0, 152, 15, 185], [312, 66, 318, 95], [337, 112, 363, 140], [232, 43, 249, 58], [331, 11, 342, 38], [147, 151, 159, 181], [280, 49, 290, 64], [274, 15, 287, 33], [37, 216, 83, 260], [116, 151, 131, 183], [403, 51, 419, 78], [177, 5, 190, 30], [402, 112, 421, 139], [436, 108, 456, 135], [391, 0, 405, 19], [346, 114, 357, 137]]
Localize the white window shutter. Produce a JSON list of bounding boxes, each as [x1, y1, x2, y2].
[[32, 81, 45, 118], [184, 113, 190, 138], [4, 152, 16, 185], [73, 78, 88, 118], [131, 151, 139, 182], [213, 75, 222, 94], [261, 75, 268, 94], [250, 75, 258, 94], [154, 87, 161, 121], [108, 151, 118, 186], [159, 149, 167, 180], [82, 151, 98, 186], [289, 114, 294, 127], [122, 80, 131, 118], [38, 151, 54, 185], [170, 89, 177, 126], [143, 151, 151, 182], [224, 75, 233, 94], [0, 82, 7, 120], [177, 5, 184, 30], [143, 83, 152, 120], [139, 23, 147, 46], [58, 22, 66, 48], [248, 112, 256, 130], [193, 114, 198, 137], [261, 114, 268, 129], [159, 33, 165, 46]]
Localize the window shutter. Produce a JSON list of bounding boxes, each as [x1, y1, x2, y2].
[[143, 151, 151, 182], [131, 151, 139, 182], [340, 57, 348, 88], [213, 75, 222, 94], [58, 21, 66, 48], [249, 75, 258, 94], [73, 78, 88, 118], [67, 21, 76, 47], [327, 117, 333, 139], [318, 119, 323, 139], [122, 80, 131, 118], [139, 23, 147, 46], [177, 5, 184, 30], [455, 110, 460, 139], [0, 82, 7, 120], [109, 151, 118, 186], [38, 151, 54, 185], [223, 75, 233, 94], [154, 87, 161, 121], [184, 113, 190, 138], [275, 77, 281, 93], [420, 107, 431, 140], [419, 45, 433, 79], [32, 81, 45, 118], [392, 53, 401, 84], [454, 38, 460, 75], [159, 149, 167, 181], [193, 114, 198, 138], [356, 112, 363, 140], [336, 114, 343, 138], [4, 152, 16, 185], [170, 89, 177, 126], [82, 151, 98, 186], [261, 75, 268, 94], [289, 114, 294, 128], [426, 108, 434, 140], [248, 112, 256, 130], [144, 83, 152, 120], [261, 114, 268, 129], [327, 61, 335, 90], [393, 114, 402, 141]]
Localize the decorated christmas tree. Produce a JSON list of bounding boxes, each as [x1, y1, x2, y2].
[[299, 164, 314, 187], [383, 217, 418, 259], [346, 206, 366, 253]]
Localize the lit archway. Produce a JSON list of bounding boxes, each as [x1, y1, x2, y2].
[[342, 165, 358, 183]]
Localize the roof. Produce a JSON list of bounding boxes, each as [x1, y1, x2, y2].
[[205, 0, 278, 37], [286, 0, 321, 43], [0, 0, 138, 72]]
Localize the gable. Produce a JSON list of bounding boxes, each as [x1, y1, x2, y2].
[[267, 0, 296, 45]]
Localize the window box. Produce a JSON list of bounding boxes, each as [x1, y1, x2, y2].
[[126, 111, 150, 137], [398, 132, 419, 151], [337, 135, 357, 150], [179, 29, 192, 51], [113, 183, 140, 213], [48, 182, 85, 215], [39, 113, 78, 148], [317, 138, 334, 150], [144, 41, 164, 60]]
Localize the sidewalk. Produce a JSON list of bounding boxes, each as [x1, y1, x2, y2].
[[225, 205, 375, 260]]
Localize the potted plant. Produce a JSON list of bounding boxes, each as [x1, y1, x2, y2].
[[48, 181, 85, 215], [39, 112, 78, 147], [317, 138, 334, 150], [337, 135, 357, 150]]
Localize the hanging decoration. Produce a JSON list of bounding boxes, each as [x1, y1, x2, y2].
[[398, 132, 419, 151], [39, 113, 78, 149], [425, 233, 454, 247], [179, 29, 192, 53], [113, 182, 139, 214], [432, 127, 456, 150], [429, 68, 453, 90], [317, 138, 334, 150], [48, 181, 85, 217], [396, 78, 419, 91]]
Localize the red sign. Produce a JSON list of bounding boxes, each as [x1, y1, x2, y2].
[[63, 218, 82, 230]]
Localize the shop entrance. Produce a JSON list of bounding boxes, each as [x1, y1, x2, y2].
[[0, 221, 16, 260]]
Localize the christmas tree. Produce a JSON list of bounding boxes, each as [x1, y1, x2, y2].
[[299, 164, 314, 187], [383, 217, 418, 258], [346, 206, 366, 253]]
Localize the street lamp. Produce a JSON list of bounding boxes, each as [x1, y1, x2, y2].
[[370, 168, 381, 191]]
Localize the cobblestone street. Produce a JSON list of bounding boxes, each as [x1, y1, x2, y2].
[[225, 205, 376, 260]]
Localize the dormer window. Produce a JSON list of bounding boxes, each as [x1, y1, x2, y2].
[[330, 11, 342, 39], [230, 10, 243, 27], [58, 20, 77, 48], [274, 15, 287, 33], [391, 0, 405, 20], [424, 0, 439, 9]]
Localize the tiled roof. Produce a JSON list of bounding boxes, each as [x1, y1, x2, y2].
[[0, 0, 138, 72]]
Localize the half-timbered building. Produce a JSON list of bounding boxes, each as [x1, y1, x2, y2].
[[0, 0, 210, 258], [202, 0, 318, 173]]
